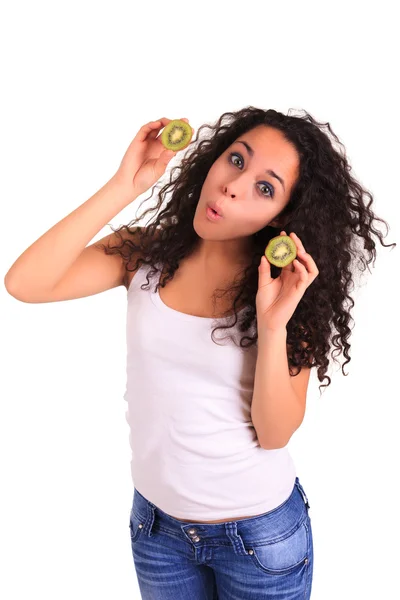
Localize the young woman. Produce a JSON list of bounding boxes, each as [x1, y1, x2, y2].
[[5, 107, 395, 599]]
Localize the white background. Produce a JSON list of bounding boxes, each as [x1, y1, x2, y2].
[[1, 1, 399, 598]]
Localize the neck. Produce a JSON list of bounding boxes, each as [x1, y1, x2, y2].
[[192, 238, 255, 271]]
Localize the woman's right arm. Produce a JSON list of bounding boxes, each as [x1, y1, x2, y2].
[[3, 177, 140, 303], [4, 117, 189, 303]]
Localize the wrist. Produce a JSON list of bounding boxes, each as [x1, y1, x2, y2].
[[108, 174, 140, 203], [257, 326, 287, 340]]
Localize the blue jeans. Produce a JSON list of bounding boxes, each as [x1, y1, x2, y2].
[[128, 477, 314, 599]]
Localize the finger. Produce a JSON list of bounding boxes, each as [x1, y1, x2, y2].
[[295, 252, 319, 278], [136, 119, 168, 142], [155, 117, 188, 127], [289, 231, 306, 256], [258, 255, 273, 285], [148, 117, 173, 140], [148, 117, 176, 135], [282, 260, 295, 273], [293, 258, 309, 282]]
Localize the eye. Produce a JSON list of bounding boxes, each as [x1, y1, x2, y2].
[[228, 152, 274, 198]]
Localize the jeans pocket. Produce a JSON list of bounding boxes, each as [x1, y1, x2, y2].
[[249, 518, 310, 575], [129, 509, 145, 544]]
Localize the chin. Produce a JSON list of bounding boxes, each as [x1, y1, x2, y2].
[[193, 220, 211, 240]]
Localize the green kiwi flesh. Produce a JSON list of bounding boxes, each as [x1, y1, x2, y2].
[[265, 235, 297, 267], [161, 119, 192, 151]]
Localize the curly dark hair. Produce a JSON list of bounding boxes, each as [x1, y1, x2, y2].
[[97, 106, 396, 395]]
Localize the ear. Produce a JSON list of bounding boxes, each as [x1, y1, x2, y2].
[[269, 219, 282, 229]]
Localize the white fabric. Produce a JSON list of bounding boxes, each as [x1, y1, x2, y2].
[[123, 262, 296, 520]]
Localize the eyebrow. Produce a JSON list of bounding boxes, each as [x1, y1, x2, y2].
[[236, 140, 286, 192]]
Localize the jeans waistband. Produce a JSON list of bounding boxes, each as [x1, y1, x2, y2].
[[130, 476, 310, 546]]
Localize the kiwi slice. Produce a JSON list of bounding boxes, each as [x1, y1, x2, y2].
[[265, 235, 297, 267], [161, 119, 192, 152]]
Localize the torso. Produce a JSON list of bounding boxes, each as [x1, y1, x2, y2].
[[124, 254, 262, 524]]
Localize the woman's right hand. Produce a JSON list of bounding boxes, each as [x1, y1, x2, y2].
[[113, 117, 194, 197]]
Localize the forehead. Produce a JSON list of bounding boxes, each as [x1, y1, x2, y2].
[[235, 125, 300, 181]]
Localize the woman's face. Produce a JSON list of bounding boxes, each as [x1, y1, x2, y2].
[[193, 125, 300, 256]]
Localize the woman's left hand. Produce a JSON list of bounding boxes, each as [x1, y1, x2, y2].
[[256, 231, 319, 332]]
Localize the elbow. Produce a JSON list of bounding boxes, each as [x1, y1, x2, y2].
[[4, 281, 30, 303], [258, 436, 289, 450], [257, 427, 299, 450], [258, 425, 302, 449]]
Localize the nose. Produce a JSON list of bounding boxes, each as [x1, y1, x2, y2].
[[223, 185, 236, 198]]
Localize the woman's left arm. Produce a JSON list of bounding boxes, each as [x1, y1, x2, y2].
[[251, 327, 311, 449], [251, 231, 319, 449]]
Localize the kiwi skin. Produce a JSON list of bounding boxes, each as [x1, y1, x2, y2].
[[265, 235, 297, 267], [161, 119, 192, 152]]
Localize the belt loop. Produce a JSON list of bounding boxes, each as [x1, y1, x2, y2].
[[295, 477, 311, 510]]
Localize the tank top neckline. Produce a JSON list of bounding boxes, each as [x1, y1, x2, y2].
[[151, 280, 248, 322], [133, 261, 249, 323]]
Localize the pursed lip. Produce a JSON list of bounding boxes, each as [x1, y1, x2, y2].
[[206, 201, 224, 217]]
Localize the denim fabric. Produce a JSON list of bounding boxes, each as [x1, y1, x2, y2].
[[129, 477, 314, 599]]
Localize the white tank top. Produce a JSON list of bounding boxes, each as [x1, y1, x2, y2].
[[123, 261, 296, 520]]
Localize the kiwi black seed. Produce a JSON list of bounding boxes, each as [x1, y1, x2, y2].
[[265, 235, 297, 267], [161, 119, 192, 152]]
